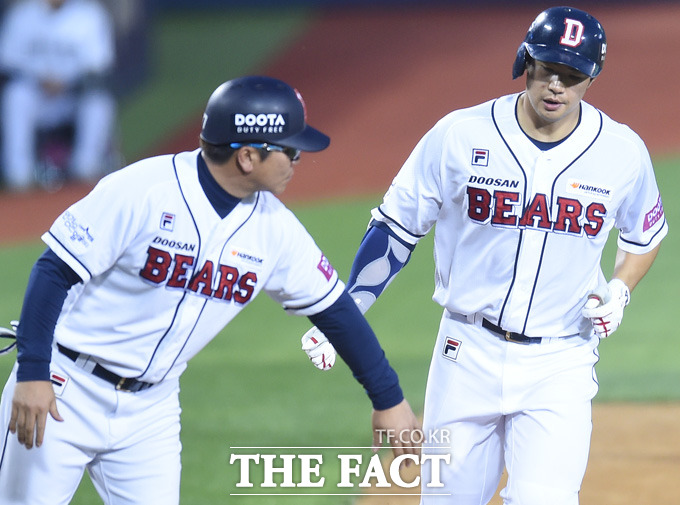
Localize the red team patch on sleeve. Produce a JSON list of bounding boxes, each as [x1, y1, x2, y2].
[[317, 254, 334, 281], [643, 195, 664, 232]]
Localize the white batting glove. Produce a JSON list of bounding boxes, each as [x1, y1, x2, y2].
[[0, 320, 18, 355], [582, 279, 630, 338], [301, 326, 336, 371]]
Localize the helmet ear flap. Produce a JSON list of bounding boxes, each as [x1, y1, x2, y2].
[[512, 43, 528, 79]]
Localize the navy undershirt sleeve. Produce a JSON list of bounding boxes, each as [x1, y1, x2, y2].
[[16, 248, 82, 381], [308, 290, 403, 410]]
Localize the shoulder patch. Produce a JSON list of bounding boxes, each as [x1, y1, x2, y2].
[[317, 254, 334, 281]]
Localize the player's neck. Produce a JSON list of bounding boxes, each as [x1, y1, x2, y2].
[[516, 93, 580, 143], [203, 156, 253, 199]]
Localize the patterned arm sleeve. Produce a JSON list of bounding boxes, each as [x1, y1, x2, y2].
[[346, 221, 415, 314]]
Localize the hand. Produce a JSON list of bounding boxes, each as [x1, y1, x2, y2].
[[10, 381, 64, 449], [301, 326, 336, 371], [372, 399, 422, 464], [582, 278, 630, 338]]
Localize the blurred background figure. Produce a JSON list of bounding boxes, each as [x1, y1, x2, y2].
[[0, 0, 116, 191]]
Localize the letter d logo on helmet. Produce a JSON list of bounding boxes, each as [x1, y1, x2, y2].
[[200, 75, 330, 152], [512, 6, 606, 79]]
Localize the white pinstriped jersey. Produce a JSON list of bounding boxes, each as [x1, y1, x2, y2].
[[43, 149, 344, 382], [372, 93, 667, 337]]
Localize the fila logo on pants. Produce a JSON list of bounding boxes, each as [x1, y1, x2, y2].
[[442, 337, 462, 362]]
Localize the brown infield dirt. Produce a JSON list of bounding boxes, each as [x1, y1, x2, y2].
[[1, 4, 678, 504]]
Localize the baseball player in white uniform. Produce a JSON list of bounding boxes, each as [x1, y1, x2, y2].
[[0, 0, 116, 190], [0, 75, 420, 504], [301, 7, 667, 504]]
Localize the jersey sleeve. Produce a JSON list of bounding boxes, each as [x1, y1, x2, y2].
[[42, 170, 149, 282], [615, 137, 668, 254], [263, 207, 345, 316], [370, 119, 446, 246]]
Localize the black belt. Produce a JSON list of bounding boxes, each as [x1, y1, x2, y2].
[[57, 344, 154, 393], [481, 319, 543, 344]]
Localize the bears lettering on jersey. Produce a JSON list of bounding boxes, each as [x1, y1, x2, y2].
[[139, 246, 257, 304], [467, 186, 606, 237]]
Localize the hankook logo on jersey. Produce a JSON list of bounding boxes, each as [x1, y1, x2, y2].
[[566, 179, 612, 200], [231, 249, 264, 266], [232, 113, 288, 135]]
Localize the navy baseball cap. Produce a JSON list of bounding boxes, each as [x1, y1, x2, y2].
[[200, 76, 330, 152]]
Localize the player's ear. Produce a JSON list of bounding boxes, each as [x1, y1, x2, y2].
[[235, 146, 258, 175]]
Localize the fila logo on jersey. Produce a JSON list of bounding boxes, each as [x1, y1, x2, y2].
[[472, 149, 489, 167], [467, 186, 606, 236], [139, 246, 258, 304], [233, 113, 288, 135], [160, 212, 175, 231], [442, 337, 461, 362]]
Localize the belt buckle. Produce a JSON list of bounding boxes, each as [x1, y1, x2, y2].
[[504, 331, 527, 344], [116, 377, 133, 392]]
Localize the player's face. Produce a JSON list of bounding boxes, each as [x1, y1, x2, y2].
[[522, 60, 592, 134], [251, 148, 300, 195]]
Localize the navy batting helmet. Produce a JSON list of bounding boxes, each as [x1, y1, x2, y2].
[[200, 76, 330, 152], [512, 6, 606, 79]]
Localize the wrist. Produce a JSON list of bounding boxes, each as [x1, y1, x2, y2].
[[17, 359, 51, 382], [609, 278, 630, 306]]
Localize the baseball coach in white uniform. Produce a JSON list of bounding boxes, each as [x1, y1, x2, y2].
[[0, 75, 421, 504]]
